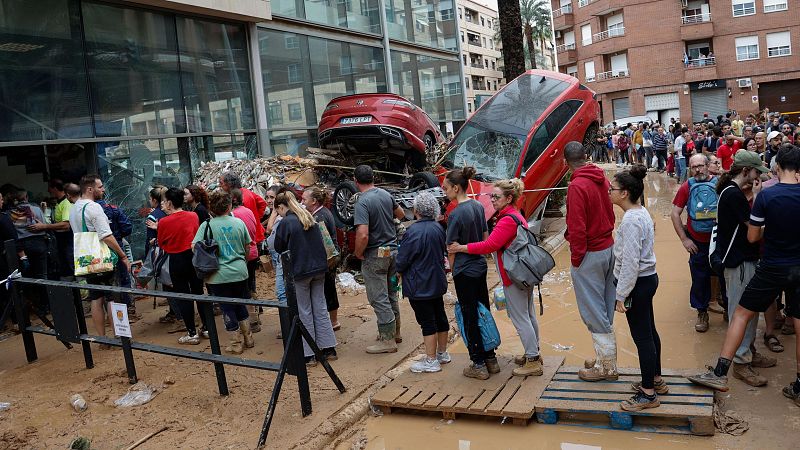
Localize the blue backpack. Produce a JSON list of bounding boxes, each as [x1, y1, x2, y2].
[[454, 301, 501, 352], [687, 177, 718, 233]]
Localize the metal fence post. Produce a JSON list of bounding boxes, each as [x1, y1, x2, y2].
[[71, 287, 94, 369], [280, 251, 312, 417], [4, 240, 37, 362], [120, 336, 137, 384], [202, 302, 229, 396]]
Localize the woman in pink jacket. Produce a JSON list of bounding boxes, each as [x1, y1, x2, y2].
[[449, 179, 542, 377]]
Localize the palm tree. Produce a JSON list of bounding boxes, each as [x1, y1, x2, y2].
[[497, 0, 526, 81], [520, 0, 553, 70], [531, 1, 554, 70]]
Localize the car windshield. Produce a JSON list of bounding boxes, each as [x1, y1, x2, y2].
[[446, 74, 570, 179]]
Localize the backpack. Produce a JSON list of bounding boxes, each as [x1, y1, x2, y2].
[[501, 214, 556, 315], [687, 177, 718, 233], [193, 219, 219, 279]]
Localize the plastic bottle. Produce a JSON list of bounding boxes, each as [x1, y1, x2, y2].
[[70, 394, 87, 412]]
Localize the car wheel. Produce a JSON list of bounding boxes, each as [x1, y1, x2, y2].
[[582, 123, 598, 156], [408, 171, 440, 190], [333, 181, 359, 227]]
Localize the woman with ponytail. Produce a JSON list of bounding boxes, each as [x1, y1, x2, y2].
[[608, 165, 661, 411], [273, 191, 337, 366], [449, 178, 543, 378]]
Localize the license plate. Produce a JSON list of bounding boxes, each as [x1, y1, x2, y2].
[[341, 116, 371, 124]]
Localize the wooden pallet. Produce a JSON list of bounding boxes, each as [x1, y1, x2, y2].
[[371, 354, 565, 424], [535, 366, 715, 436]]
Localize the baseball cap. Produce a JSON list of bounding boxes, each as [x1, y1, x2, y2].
[[734, 150, 769, 173], [767, 130, 782, 141]]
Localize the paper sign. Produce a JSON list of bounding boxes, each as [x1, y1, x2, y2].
[[752, 95, 759, 103], [110, 302, 132, 338]]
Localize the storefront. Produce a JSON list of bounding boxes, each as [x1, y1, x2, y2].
[[689, 79, 728, 123], [758, 79, 800, 120]]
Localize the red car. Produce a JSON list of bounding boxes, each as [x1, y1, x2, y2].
[[318, 93, 444, 173], [442, 69, 601, 221]]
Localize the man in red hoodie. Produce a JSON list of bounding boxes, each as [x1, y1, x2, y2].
[[564, 142, 618, 382]]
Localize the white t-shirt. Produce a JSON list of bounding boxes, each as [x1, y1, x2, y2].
[[674, 135, 686, 159], [69, 198, 113, 240]]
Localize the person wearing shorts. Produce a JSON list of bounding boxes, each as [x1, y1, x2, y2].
[[688, 145, 800, 407]]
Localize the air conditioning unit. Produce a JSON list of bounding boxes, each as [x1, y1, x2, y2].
[[738, 78, 752, 88], [555, 30, 562, 39]]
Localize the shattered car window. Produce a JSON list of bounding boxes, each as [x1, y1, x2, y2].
[[447, 74, 570, 179]]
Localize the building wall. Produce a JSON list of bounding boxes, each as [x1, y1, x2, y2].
[[457, 0, 505, 115], [552, 0, 800, 123]]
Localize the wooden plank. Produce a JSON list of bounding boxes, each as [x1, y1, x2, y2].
[[485, 376, 524, 413], [408, 390, 438, 407], [371, 383, 409, 405], [467, 387, 501, 413], [545, 381, 713, 398], [454, 390, 485, 413], [438, 392, 463, 409], [535, 398, 713, 418], [393, 381, 427, 405], [504, 356, 565, 417], [539, 391, 713, 405], [423, 392, 449, 408]]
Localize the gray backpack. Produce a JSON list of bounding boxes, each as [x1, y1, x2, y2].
[[501, 215, 556, 315]]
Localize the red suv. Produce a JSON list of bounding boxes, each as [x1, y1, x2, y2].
[[318, 93, 444, 172], [443, 70, 601, 220]]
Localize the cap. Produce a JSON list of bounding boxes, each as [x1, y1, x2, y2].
[[767, 131, 782, 141], [734, 150, 769, 173]]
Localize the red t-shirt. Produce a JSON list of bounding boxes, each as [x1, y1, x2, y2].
[[716, 141, 741, 171], [673, 180, 711, 243], [241, 188, 266, 243], [157, 210, 200, 253]]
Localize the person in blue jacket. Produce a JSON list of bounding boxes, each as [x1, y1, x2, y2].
[[396, 191, 449, 373]]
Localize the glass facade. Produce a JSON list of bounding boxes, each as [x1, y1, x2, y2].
[[272, 0, 382, 35], [384, 0, 458, 51], [391, 50, 464, 123]]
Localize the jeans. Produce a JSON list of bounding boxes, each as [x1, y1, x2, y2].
[[295, 273, 336, 357], [362, 247, 400, 326], [676, 157, 687, 181], [724, 262, 758, 364], [571, 248, 617, 334], [207, 280, 250, 332], [270, 249, 287, 306], [453, 272, 496, 364], [689, 239, 712, 311], [644, 147, 653, 168], [625, 274, 661, 390]]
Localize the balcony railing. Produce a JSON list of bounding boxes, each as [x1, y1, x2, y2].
[[470, 63, 485, 68], [556, 43, 576, 52], [593, 27, 625, 41], [467, 39, 481, 47], [686, 56, 716, 67], [578, 0, 596, 7], [553, 4, 573, 16], [681, 13, 712, 24], [596, 70, 629, 81]]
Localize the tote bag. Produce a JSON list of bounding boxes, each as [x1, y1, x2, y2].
[[454, 301, 501, 352], [317, 222, 340, 269], [73, 204, 117, 277]]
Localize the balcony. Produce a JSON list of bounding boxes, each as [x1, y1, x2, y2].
[[555, 42, 576, 52], [591, 27, 626, 54], [552, 4, 574, 30], [578, 0, 624, 16], [592, 70, 631, 92], [556, 43, 578, 64], [596, 69, 629, 81], [593, 27, 624, 42], [684, 58, 718, 83], [470, 63, 485, 69], [680, 13, 714, 41]]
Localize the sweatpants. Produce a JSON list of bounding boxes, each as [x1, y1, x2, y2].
[[625, 274, 661, 390], [454, 272, 496, 364], [724, 261, 758, 364], [504, 281, 540, 358], [295, 273, 337, 357], [570, 247, 617, 334]]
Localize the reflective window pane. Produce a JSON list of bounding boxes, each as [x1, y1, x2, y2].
[[0, 0, 92, 141], [273, 0, 381, 35], [269, 129, 318, 156], [259, 30, 315, 128], [177, 17, 255, 133], [386, 0, 457, 51], [82, 2, 183, 137], [417, 55, 464, 122], [390, 51, 417, 104]]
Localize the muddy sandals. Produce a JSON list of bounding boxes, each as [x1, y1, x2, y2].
[[764, 334, 784, 353], [621, 391, 660, 411]]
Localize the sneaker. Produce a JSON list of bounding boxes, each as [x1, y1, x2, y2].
[[463, 363, 490, 380], [411, 356, 442, 373], [620, 391, 660, 412], [485, 357, 501, 374], [159, 312, 176, 324], [750, 351, 777, 368], [305, 356, 318, 368], [631, 378, 670, 395], [200, 328, 209, 339], [695, 311, 709, 333], [781, 383, 800, 406], [321, 347, 338, 361], [687, 366, 729, 391], [732, 363, 767, 387], [436, 351, 452, 364], [178, 333, 200, 345]]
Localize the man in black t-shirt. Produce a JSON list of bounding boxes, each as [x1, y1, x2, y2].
[[714, 151, 775, 387]]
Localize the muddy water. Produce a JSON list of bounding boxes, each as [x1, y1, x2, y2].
[[355, 170, 799, 450]]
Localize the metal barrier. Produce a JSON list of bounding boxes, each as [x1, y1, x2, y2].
[[2, 240, 345, 448]]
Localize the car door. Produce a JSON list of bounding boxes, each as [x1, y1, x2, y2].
[[518, 99, 584, 216]]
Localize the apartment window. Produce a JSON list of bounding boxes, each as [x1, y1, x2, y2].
[[483, 37, 487, 47], [567, 65, 578, 78], [461, 31, 464, 42], [287, 63, 301, 83], [732, 0, 756, 17], [465, 76, 469, 89], [735, 36, 759, 61], [284, 35, 299, 49], [484, 58, 489, 67], [767, 31, 791, 57], [468, 102, 472, 113], [763, 0, 787, 12], [463, 54, 467, 64], [584, 60, 595, 82], [581, 24, 592, 46], [487, 19, 492, 28], [458, 8, 462, 19], [489, 39, 494, 49], [481, 17, 485, 26], [491, 60, 496, 70], [288, 103, 303, 121], [441, 8, 454, 20], [268, 101, 283, 125]]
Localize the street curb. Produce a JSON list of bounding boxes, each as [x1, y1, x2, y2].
[[542, 228, 567, 255]]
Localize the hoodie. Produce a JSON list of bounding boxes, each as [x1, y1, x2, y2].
[[565, 164, 615, 267]]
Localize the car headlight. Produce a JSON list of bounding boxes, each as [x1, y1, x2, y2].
[[324, 103, 339, 112], [382, 99, 416, 110]]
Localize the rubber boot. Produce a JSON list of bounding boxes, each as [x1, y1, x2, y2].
[[579, 333, 619, 381], [366, 321, 398, 354], [240, 320, 255, 348], [225, 330, 244, 355], [249, 292, 261, 333], [395, 316, 403, 343]]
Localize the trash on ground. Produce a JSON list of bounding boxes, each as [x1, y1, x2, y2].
[[70, 394, 87, 412], [114, 382, 159, 408], [0, 401, 10, 411], [551, 343, 574, 351], [337, 272, 365, 296]]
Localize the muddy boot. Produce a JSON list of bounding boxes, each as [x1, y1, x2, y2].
[[732, 363, 767, 387], [366, 322, 398, 354], [485, 358, 501, 374], [240, 321, 255, 349], [463, 363, 490, 380], [513, 356, 543, 377], [514, 355, 526, 365], [584, 359, 597, 369], [695, 311, 709, 333], [249, 296, 262, 333], [579, 333, 619, 381], [394, 316, 403, 343], [225, 330, 244, 355], [751, 351, 777, 368]]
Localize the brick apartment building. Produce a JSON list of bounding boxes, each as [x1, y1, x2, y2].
[[551, 0, 800, 125]]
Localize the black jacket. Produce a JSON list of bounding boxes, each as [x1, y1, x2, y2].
[[273, 211, 327, 280], [396, 219, 447, 300]]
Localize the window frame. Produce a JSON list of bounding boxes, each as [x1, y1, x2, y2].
[[766, 31, 792, 57], [731, 0, 756, 17], [735, 36, 760, 61], [763, 0, 788, 13], [522, 100, 584, 170]]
